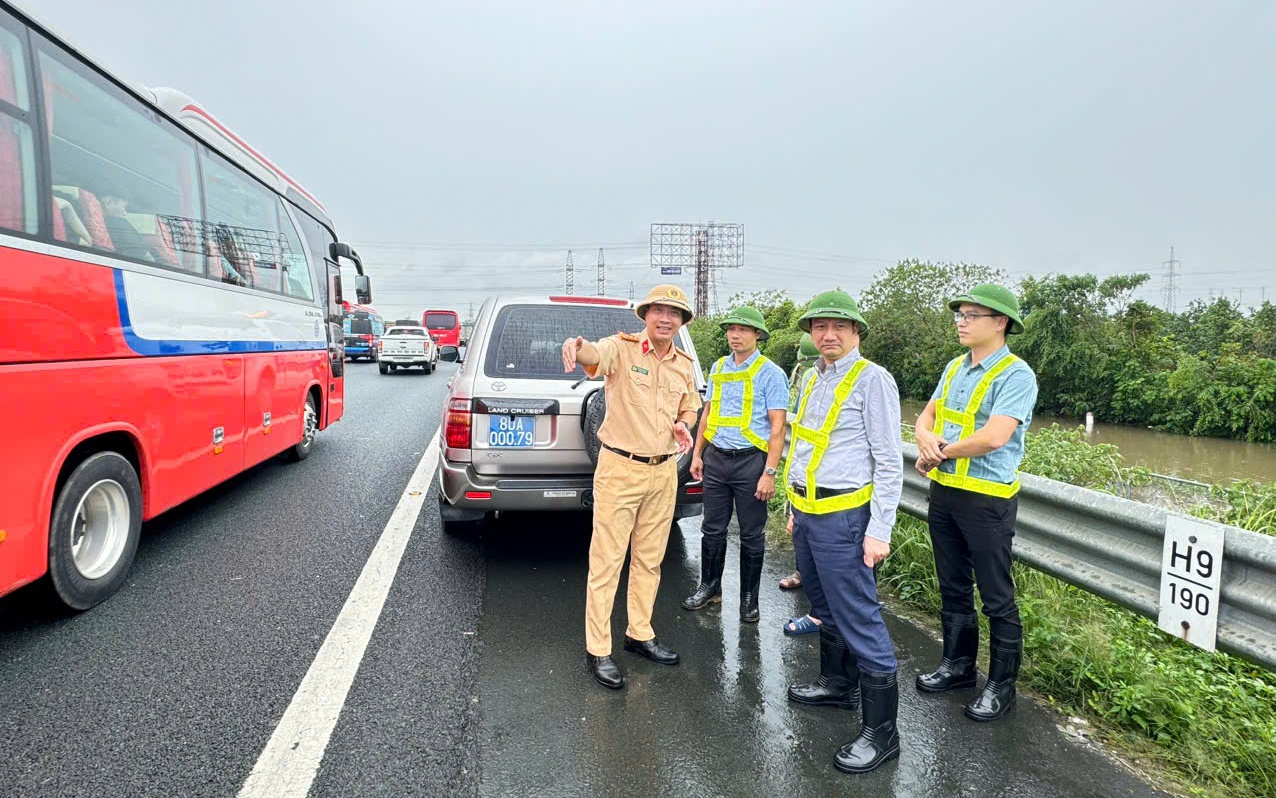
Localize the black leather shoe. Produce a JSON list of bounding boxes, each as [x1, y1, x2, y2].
[[682, 536, 727, 610], [587, 654, 624, 690], [965, 636, 1021, 722], [739, 548, 763, 623], [916, 612, 979, 693], [623, 636, 680, 666], [835, 670, 900, 774], [787, 627, 860, 710]]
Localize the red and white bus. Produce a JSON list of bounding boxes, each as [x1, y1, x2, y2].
[[0, 2, 371, 609], [422, 308, 461, 347]]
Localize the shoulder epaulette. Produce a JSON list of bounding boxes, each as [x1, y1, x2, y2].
[[676, 348, 694, 361], [618, 332, 640, 343]]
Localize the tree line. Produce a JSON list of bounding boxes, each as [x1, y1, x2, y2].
[[687, 259, 1276, 443]]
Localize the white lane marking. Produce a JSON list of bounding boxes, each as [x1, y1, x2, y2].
[[238, 429, 442, 798]]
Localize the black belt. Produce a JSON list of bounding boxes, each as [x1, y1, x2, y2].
[[710, 444, 763, 458], [790, 484, 861, 500], [603, 444, 675, 465]]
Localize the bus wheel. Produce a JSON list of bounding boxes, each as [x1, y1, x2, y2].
[[288, 394, 319, 461], [48, 452, 142, 611]]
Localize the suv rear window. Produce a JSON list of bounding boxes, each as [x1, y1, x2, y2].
[[485, 304, 645, 379]]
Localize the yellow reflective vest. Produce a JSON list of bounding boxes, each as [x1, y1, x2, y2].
[[927, 354, 1023, 498], [784, 359, 874, 515]]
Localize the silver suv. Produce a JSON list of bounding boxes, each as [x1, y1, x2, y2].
[[436, 294, 707, 528]]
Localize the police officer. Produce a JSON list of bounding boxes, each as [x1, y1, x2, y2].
[[914, 284, 1038, 722], [785, 290, 904, 775], [562, 284, 703, 690], [682, 306, 788, 623]]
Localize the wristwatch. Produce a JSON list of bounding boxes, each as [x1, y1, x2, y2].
[[764, 466, 778, 476]]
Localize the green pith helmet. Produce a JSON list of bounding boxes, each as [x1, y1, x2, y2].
[[719, 305, 770, 341], [948, 283, 1025, 335], [797, 290, 869, 335], [798, 332, 819, 361]]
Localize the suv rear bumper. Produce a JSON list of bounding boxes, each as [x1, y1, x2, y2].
[[438, 456, 703, 516]]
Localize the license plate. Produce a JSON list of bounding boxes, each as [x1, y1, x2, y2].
[[488, 415, 536, 448]]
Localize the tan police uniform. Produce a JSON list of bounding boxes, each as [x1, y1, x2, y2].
[[582, 330, 702, 656]]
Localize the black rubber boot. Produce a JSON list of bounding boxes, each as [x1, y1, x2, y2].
[[964, 635, 1022, 722], [916, 612, 979, 693], [738, 548, 764, 623], [835, 670, 901, 774], [787, 627, 860, 710], [682, 536, 727, 610]]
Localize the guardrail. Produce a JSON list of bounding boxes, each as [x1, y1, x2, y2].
[[898, 443, 1276, 671]]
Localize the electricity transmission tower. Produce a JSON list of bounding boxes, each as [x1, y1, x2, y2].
[[1161, 246, 1181, 313], [565, 249, 574, 295], [597, 248, 605, 296]]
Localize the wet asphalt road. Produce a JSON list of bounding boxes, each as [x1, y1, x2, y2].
[[476, 516, 1173, 798], [0, 360, 483, 798], [1, 361, 1170, 797]]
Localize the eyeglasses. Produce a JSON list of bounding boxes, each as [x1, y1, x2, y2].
[[953, 311, 999, 324]]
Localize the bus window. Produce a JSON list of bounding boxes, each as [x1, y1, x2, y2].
[[37, 45, 200, 267], [0, 24, 37, 236]]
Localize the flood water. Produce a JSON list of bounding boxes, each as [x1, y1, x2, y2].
[[899, 399, 1276, 484]]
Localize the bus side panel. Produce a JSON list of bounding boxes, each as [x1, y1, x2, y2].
[[0, 246, 134, 364], [0, 356, 246, 598], [244, 350, 328, 463]]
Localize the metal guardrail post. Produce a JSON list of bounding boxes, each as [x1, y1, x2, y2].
[[900, 443, 1276, 671]]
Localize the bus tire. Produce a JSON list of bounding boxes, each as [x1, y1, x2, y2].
[[288, 394, 319, 461], [47, 452, 143, 611]]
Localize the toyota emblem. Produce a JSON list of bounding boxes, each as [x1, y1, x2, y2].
[[491, 382, 507, 392]]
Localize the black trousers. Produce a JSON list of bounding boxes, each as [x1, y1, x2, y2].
[[701, 445, 768, 556], [927, 481, 1022, 639]]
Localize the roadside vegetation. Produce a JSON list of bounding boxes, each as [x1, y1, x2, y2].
[[689, 260, 1276, 442]]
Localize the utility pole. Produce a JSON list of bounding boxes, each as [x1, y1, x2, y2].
[[597, 248, 605, 297], [1161, 246, 1180, 313], [565, 249, 574, 295]]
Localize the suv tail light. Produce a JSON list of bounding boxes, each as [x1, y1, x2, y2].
[[445, 398, 472, 449]]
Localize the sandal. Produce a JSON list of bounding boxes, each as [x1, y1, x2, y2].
[[783, 615, 821, 636], [778, 571, 802, 591]]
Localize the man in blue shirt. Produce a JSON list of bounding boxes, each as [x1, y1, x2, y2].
[[914, 283, 1039, 724], [684, 306, 789, 624]]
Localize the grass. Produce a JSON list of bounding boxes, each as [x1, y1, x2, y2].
[[763, 423, 1276, 797]]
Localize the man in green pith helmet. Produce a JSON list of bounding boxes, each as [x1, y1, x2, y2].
[[785, 289, 904, 775], [683, 306, 788, 624], [913, 283, 1039, 724]]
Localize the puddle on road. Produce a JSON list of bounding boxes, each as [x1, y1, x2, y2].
[[473, 512, 1170, 798]]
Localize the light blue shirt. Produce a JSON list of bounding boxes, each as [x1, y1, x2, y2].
[[929, 344, 1039, 484], [788, 348, 903, 544], [704, 349, 789, 450]]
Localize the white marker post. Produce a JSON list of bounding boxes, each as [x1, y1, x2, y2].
[[1157, 515, 1225, 652]]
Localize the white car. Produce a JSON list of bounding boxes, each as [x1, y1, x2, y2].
[[377, 325, 440, 374]]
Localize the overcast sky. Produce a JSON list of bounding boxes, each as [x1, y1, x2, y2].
[[29, 0, 1276, 319]]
